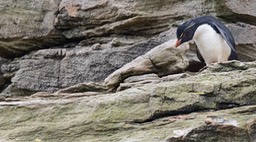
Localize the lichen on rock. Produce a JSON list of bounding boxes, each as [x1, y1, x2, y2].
[[0, 0, 256, 142]]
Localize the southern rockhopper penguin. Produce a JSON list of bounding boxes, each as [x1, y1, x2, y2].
[[175, 16, 238, 65]]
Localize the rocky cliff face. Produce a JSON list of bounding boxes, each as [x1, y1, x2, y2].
[[0, 0, 256, 142], [1, 0, 256, 95]]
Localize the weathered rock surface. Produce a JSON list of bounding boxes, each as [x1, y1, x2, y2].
[[55, 0, 198, 38], [1, 0, 256, 94], [224, 0, 256, 24], [0, 0, 65, 58], [104, 39, 189, 89], [228, 23, 256, 61], [0, 61, 256, 142], [1, 33, 172, 95], [0, 0, 256, 141]]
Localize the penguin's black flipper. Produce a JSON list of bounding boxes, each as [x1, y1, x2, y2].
[[196, 45, 205, 63], [209, 21, 238, 60]]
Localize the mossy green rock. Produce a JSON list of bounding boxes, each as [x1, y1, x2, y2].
[[0, 61, 256, 142]]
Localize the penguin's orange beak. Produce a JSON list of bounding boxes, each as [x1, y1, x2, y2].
[[175, 39, 181, 48]]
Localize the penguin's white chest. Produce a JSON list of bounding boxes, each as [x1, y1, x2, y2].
[[193, 24, 231, 65]]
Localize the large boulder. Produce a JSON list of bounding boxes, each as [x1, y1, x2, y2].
[[104, 39, 190, 89]]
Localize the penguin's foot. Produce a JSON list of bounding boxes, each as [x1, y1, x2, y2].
[[199, 65, 208, 72], [199, 62, 221, 72]]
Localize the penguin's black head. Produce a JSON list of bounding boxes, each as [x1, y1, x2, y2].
[[175, 20, 197, 47]]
